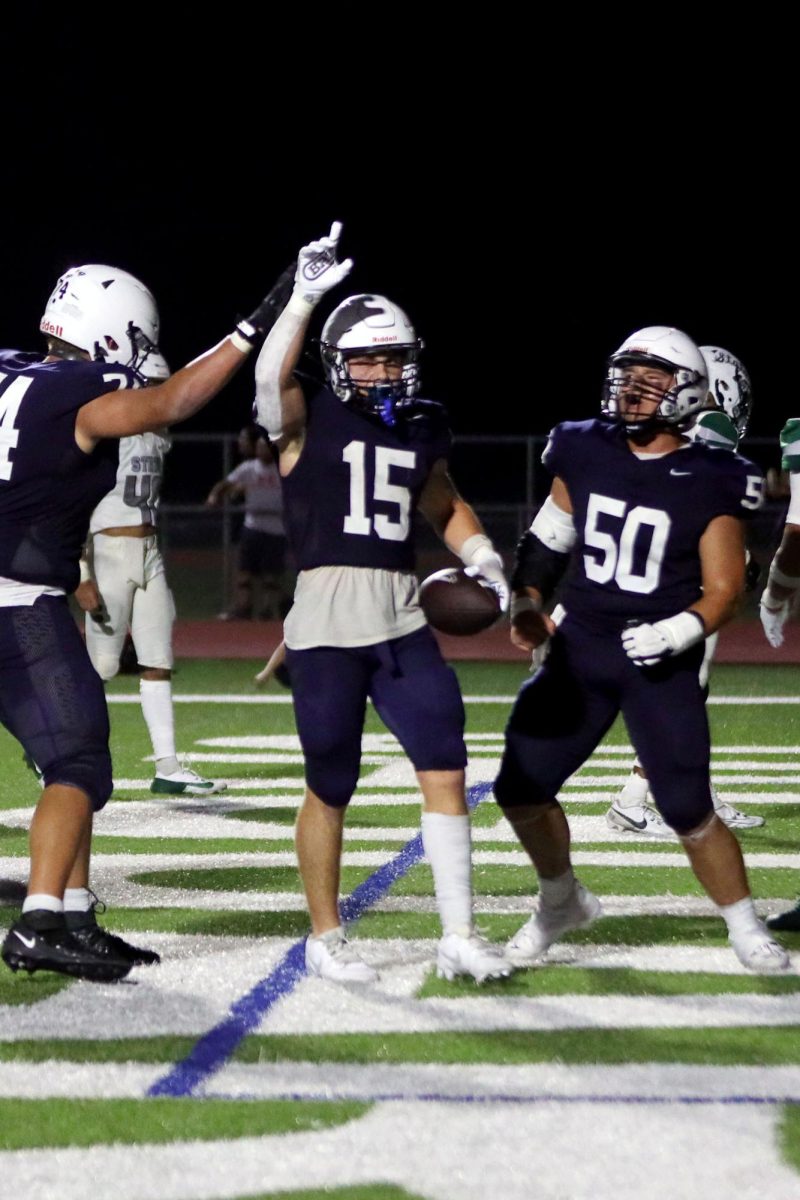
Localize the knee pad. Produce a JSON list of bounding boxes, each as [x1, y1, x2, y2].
[[304, 755, 358, 809], [494, 756, 553, 811], [92, 654, 121, 682], [43, 749, 113, 812], [677, 811, 719, 842]]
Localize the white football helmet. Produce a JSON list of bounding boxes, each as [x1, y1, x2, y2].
[[40, 263, 160, 376], [603, 325, 708, 432], [320, 294, 423, 422], [700, 345, 753, 437]]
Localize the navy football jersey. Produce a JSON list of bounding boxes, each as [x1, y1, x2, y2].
[[543, 419, 763, 631], [0, 350, 137, 591], [282, 388, 451, 571]]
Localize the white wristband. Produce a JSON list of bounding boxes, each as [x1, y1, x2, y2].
[[769, 564, 800, 590], [79, 559, 91, 584], [230, 330, 255, 354], [654, 610, 705, 653], [287, 292, 316, 316], [510, 594, 542, 619], [459, 534, 494, 567]]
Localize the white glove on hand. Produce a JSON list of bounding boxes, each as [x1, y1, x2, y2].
[[294, 221, 353, 306], [464, 552, 510, 613], [760, 592, 790, 648], [622, 611, 705, 667]]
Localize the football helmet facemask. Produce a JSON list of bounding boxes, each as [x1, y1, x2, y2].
[[40, 263, 160, 377], [700, 344, 753, 438], [140, 350, 170, 386], [320, 294, 423, 425], [603, 325, 708, 434]]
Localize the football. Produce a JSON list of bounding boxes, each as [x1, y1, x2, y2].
[[419, 567, 501, 636]]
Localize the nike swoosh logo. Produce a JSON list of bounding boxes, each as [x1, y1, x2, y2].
[[15, 933, 36, 949], [615, 812, 647, 830], [670, 469, 692, 476]]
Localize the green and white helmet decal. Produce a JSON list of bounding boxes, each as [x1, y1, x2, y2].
[[691, 409, 740, 452], [780, 417, 800, 471]]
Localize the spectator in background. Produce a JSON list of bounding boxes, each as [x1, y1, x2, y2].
[[206, 431, 289, 620]]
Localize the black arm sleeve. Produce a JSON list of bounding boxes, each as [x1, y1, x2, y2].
[[511, 530, 571, 603]]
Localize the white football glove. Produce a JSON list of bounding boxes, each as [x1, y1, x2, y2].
[[293, 221, 353, 306], [622, 611, 705, 667], [759, 592, 790, 648], [464, 554, 510, 613]]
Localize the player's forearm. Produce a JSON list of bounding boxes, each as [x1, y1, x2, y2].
[[438, 498, 487, 558], [253, 298, 310, 441], [688, 585, 742, 637], [144, 341, 251, 434]]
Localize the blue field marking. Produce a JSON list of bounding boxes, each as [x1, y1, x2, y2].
[[147, 781, 493, 1098]]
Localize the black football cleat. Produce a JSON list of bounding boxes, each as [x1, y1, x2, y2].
[[65, 909, 161, 966], [1, 911, 131, 983], [767, 902, 800, 933]]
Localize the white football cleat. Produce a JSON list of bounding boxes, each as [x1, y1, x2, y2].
[[712, 790, 765, 829], [151, 767, 227, 796], [305, 928, 378, 984], [436, 931, 513, 984], [507, 883, 602, 966], [729, 926, 790, 973], [606, 801, 676, 840]]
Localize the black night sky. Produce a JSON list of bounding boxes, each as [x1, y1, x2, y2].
[[0, 11, 791, 464]]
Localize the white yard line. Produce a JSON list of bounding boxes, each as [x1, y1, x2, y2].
[[1, 1100, 797, 1200], [1, 1061, 798, 1103], [1, 936, 797, 1044]]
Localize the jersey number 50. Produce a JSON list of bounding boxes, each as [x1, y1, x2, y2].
[[583, 495, 671, 594]]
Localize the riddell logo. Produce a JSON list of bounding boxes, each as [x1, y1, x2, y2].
[[372, 336, 398, 343], [40, 320, 63, 337]]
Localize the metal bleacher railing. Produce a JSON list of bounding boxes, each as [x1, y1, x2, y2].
[[157, 433, 785, 620]]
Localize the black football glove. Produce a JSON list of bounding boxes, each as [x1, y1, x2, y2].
[[745, 553, 762, 593], [235, 260, 297, 347]]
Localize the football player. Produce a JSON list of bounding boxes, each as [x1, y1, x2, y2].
[[0, 260, 291, 981], [75, 352, 227, 798], [253, 222, 512, 985], [759, 418, 800, 931], [607, 345, 764, 836], [495, 326, 788, 974]]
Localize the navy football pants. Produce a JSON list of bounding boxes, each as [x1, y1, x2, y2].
[[0, 596, 113, 811], [494, 618, 713, 834], [286, 625, 467, 808]]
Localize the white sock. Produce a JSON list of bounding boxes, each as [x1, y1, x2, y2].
[[140, 680, 177, 773], [22, 893, 62, 914], [63, 888, 93, 913], [719, 896, 762, 938], [539, 868, 576, 908], [421, 812, 473, 937], [618, 769, 649, 806]]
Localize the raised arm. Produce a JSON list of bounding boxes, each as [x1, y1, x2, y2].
[[254, 222, 353, 469], [74, 263, 298, 451]]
